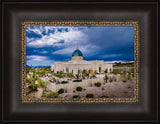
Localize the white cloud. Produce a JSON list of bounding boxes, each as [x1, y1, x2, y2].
[[27, 27, 43, 35], [33, 50, 48, 54], [39, 50, 48, 54], [105, 61, 134, 64], [102, 54, 119, 58], [26, 26, 88, 48], [27, 55, 51, 62]]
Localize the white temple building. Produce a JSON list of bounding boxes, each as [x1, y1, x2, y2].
[[51, 44, 113, 74]]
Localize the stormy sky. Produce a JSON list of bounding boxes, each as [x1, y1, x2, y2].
[[26, 26, 134, 66]]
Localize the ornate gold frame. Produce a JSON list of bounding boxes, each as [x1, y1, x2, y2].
[[21, 21, 139, 104]]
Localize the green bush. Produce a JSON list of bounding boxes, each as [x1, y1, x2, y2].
[[86, 94, 94, 98], [73, 80, 82, 82], [54, 74, 64, 78], [76, 86, 82, 91], [61, 81, 68, 84], [94, 82, 101, 87], [58, 88, 64, 94], [72, 95, 79, 98], [46, 92, 58, 98]]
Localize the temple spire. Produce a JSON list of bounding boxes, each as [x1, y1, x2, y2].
[[76, 43, 79, 50]]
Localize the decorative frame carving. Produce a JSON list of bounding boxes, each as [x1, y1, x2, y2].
[[21, 21, 139, 104]]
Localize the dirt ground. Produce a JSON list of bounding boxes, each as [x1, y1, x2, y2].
[[59, 80, 135, 98]]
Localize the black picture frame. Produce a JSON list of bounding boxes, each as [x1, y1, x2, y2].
[[1, 1, 158, 122]]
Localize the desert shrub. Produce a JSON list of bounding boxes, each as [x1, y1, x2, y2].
[[100, 95, 109, 98], [128, 68, 134, 73], [104, 75, 108, 83], [111, 69, 121, 74], [41, 93, 47, 97], [86, 94, 94, 98], [67, 72, 74, 78], [102, 87, 105, 90], [73, 80, 82, 82], [94, 82, 101, 87], [121, 73, 128, 82], [127, 86, 131, 89], [109, 79, 113, 82], [26, 77, 32, 83], [46, 92, 58, 98], [123, 80, 126, 83], [61, 81, 68, 84], [104, 69, 108, 73], [72, 95, 79, 98], [58, 88, 64, 94], [28, 83, 39, 91], [76, 86, 82, 91]]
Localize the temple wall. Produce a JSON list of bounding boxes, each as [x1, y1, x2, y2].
[[47, 78, 104, 92], [51, 60, 113, 74]]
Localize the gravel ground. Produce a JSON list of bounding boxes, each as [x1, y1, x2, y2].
[[59, 80, 134, 98]]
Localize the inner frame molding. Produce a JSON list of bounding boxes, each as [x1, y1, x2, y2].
[[21, 21, 140, 104]]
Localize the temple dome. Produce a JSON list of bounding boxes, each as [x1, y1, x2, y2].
[[72, 43, 83, 57], [72, 49, 83, 57]]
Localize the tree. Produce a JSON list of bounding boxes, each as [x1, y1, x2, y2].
[[76, 74, 80, 80], [26, 67, 31, 74], [94, 70, 97, 75], [82, 69, 88, 75], [104, 74, 108, 83], [38, 80, 49, 91], [27, 68, 39, 91]]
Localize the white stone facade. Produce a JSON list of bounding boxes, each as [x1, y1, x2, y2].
[[51, 45, 113, 74]]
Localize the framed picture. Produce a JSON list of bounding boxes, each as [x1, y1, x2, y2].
[[22, 21, 139, 104], [2, 1, 158, 122]]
